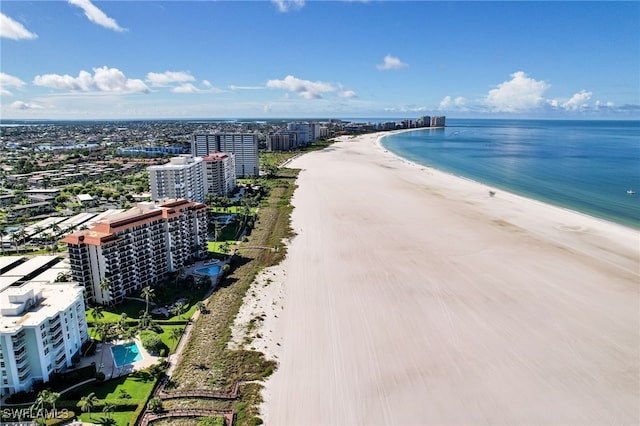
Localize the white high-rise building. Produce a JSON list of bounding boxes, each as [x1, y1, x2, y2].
[[286, 122, 321, 145], [0, 281, 88, 396], [62, 200, 208, 305], [203, 152, 236, 197], [148, 156, 207, 203], [191, 134, 259, 177]]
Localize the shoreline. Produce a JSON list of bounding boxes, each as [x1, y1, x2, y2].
[[378, 127, 640, 231], [254, 132, 638, 424], [376, 129, 639, 234]]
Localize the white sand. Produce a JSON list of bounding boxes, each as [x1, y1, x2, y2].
[[258, 132, 639, 425]]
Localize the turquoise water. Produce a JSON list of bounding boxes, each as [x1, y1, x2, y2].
[[111, 342, 142, 367], [381, 119, 640, 229], [195, 265, 221, 276]]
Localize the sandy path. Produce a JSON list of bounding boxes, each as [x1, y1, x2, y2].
[[261, 133, 639, 425]]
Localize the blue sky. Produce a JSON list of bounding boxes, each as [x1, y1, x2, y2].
[[1, 1, 638, 119]]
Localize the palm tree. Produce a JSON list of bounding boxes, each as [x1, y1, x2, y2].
[[77, 392, 98, 419], [139, 311, 153, 330], [10, 231, 20, 254], [102, 402, 115, 420], [90, 305, 104, 323], [15, 227, 26, 253], [0, 226, 6, 255], [99, 277, 111, 305], [118, 313, 128, 335], [169, 327, 184, 348], [174, 267, 184, 288], [35, 389, 60, 418], [50, 222, 61, 253], [140, 285, 155, 314], [32, 225, 43, 244], [90, 306, 104, 338], [96, 322, 111, 343], [55, 271, 71, 282], [171, 301, 186, 319]]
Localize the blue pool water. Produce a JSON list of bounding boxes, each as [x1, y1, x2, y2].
[[381, 119, 640, 229], [195, 265, 221, 276], [110, 342, 142, 367]]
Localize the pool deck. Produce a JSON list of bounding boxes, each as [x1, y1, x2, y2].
[[77, 337, 159, 379]]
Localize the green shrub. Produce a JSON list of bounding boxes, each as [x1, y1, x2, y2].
[[197, 417, 225, 426], [139, 330, 162, 354]]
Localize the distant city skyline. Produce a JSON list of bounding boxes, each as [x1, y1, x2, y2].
[[1, 1, 638, 120]]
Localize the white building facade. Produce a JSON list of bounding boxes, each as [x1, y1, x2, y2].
[[203, 152, 236, 197], [148, 156, 207, 203], [62, 200, 208, 305], [191, 133, 259, 177], [0, 282, 88, 396]]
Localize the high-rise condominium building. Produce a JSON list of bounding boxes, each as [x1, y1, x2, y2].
[[192, 133, 259, 177], [61, 200, 208, 306], [0, 281, 88, 396], [203, 152, 236, 197], [148, 156, 206, 203], [268, 132, 298, 152]]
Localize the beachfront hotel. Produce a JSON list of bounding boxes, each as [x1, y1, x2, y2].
[[203, 151, 237, 197], [191, 133, 259, 177], [61, 199, 208, 306], [0, 281, 88, 396], [148, 155, 207, 203]]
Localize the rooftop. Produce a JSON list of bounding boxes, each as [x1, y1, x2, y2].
[[0, 281, 84, 332]]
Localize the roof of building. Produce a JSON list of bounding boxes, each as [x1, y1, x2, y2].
[[203, 151, 231, 161], [61, 199, 206, 247], [0, 281, 84, 332]]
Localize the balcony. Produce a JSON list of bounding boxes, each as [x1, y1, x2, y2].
[[18, 365, 32, 381], [49, 323, 62, 335]]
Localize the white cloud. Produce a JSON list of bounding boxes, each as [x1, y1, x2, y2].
[[272, 0, 305, 12], [0, 13, 38, 40], [376, 55, 408, 71], [560, 90, 592, 111], [146, 71, 195, 86], [267, 75, 336, 99], [172, 83, 200, 94], [171, 82, 224, 94], [33, 67, 149, 93], [11, 101, 44, 110], [438, 96, 467, 111], [230, 85, 264, 90], [68, 0, 125, 32], [484, 71, 550, 112], [339, 90, 358, 99], [0, 73, 27, 96], [594, 100, 615, 110]]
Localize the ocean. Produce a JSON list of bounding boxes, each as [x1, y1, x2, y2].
[[380, 119, 640, 229]]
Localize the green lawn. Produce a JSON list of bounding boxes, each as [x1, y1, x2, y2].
[[77, 410, 135, 426], [68, 372, 155, 401], [156, 325, 185, 354], [208, 240, 237, 254]]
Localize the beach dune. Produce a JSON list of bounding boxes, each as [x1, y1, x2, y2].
[[262, 133, 639, 425]]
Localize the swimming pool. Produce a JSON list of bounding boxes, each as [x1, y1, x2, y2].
[[110, 342, 142, 367], [195, 265, 221, 276]]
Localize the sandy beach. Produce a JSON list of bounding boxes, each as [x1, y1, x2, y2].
[[245, 132, 638, 425]]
